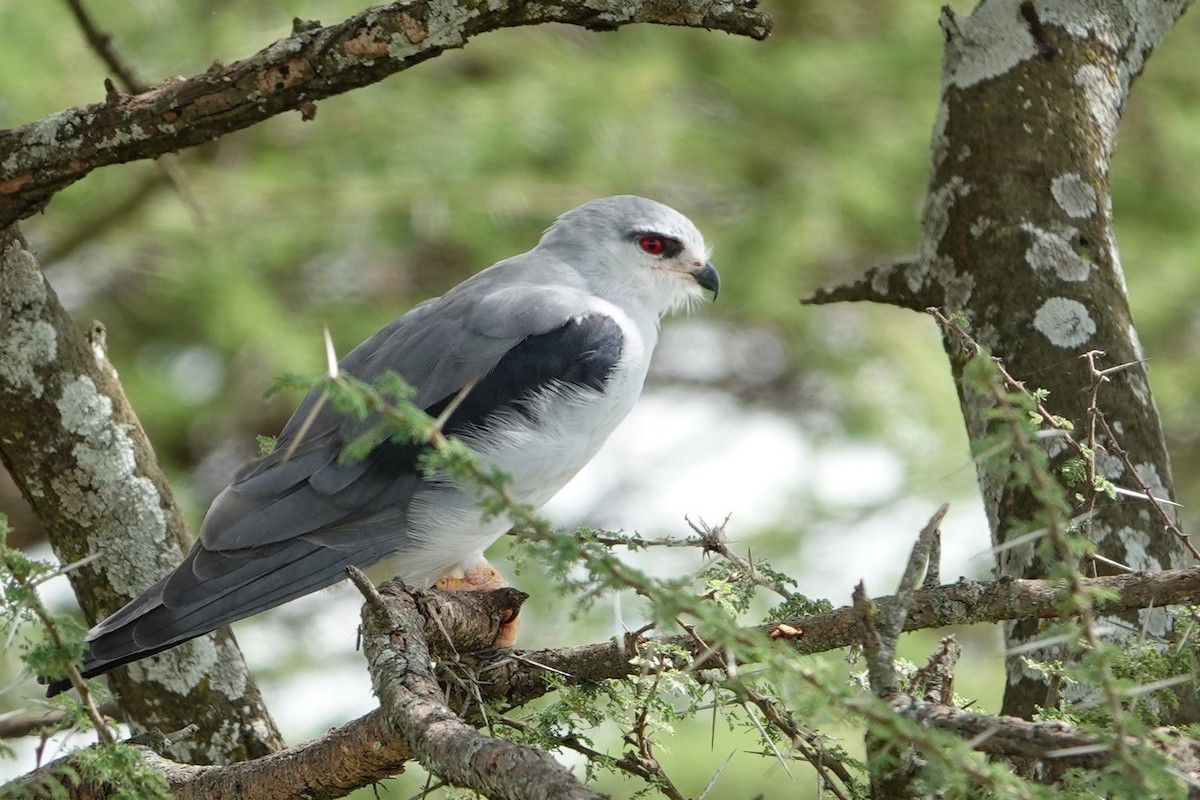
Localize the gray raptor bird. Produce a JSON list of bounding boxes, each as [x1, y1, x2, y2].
[[47, 195, 718, 695]]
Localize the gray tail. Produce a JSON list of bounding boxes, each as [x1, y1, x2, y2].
[[45, 538, 380, 697]]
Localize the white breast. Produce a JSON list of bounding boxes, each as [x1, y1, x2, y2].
[[397, 299, 656, 587]]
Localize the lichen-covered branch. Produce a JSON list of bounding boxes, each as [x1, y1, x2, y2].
[[0, 229, 282, 763], [857, 506, 946, 799], [485, 564, 1200, 712], [0, 0, 771, 227], [804, 260, 930, 311]]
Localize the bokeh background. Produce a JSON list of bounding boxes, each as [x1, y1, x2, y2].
[[3, 1, 1200, 796]]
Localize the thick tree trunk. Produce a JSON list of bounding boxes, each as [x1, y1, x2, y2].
[[810, 0, 1194, 720], [0, 228, 282, 763], [928, 0, 1193, 721]]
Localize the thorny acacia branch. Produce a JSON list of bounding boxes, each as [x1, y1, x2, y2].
[[0, 0, 771, 227], [16, 563, 1200, 798]]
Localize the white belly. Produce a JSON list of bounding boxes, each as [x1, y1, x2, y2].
[[397, 303, 654, 587]]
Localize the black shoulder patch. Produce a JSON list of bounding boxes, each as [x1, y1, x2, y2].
[[431, 313, 625, 429], [260, 314, 625, 511]]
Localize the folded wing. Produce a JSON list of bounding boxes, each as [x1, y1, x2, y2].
[[55, 265, 625, 692]]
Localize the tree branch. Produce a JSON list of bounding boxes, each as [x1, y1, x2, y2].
[[16, 564, 1200, 799], [490, 565, 1200, 711], [0, 0, 771, 227], [350, 571, 604, 800], [857, 505, 947, 799], [62, 0, 150, 93], [803, 259, 935, 311]]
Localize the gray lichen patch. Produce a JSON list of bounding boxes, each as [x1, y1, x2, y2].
[[0, 319, 57, 398], [1, 108, 88, 176], [1099, 525, 1162, 573], [1021, 223, 1093, 282], [942, 1, 1036, 88], [194, 719, 245, 765], [1, 236, 50, 308], [127, 635, 218, 696], [54, 376, 175, 595], [1074, 64, 1120, 164], [1096, 449, 1125, 480], [1041, 0, 1188, 96], [209, 635, 250, 699], [1134, 462, 1178, 526], [388, 1, 470, 60], [914, 177, 971, 294], [1033, 297, 1096, 348], [1050, 173, 1098, 218]]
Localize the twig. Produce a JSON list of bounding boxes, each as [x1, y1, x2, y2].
[[38, 171, 170, 265], [687, 515, 794, 599], [62, 0, 148, 92], [858, 504, 949, 697], [909, 636, 961, 705], [0, 702, 122, 739], [345, 566, 393, 622], [60, 0, 208, 222]]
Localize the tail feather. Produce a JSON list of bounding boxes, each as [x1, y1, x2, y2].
[[46, 539, 391, 697]]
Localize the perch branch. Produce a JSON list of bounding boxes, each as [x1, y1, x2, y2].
[[350, 571, 604, 800], [14, 564, 1200, 798]]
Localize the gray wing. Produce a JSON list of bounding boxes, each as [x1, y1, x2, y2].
[[62, 257, 622, 689], [202, 273, 597, 551]]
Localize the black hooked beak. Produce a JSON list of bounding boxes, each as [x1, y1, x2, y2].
[[691, 261, 720, 301]]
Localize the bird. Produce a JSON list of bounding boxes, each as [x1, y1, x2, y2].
[[46, 195, 719, 696]]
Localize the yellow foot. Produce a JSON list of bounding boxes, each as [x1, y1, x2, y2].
[[436, 561, 520, 649]]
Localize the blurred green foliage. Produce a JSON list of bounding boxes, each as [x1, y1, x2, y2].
[[4, 0, 1200, 796]]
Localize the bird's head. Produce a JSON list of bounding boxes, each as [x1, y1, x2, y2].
[[539, 195, 719, 318]]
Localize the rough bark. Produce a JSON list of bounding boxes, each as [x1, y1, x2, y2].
[[810, 0, 1194, 720], [0, 0, 770, 227], [858, 508, 944, 800], [0, 228, 283, 763]]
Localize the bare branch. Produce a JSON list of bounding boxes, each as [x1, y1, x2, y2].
[[863, 503, 948, 696], [860, 511, 951, 800], [854, 505, 949, 796], [0, 703, 121, 740], [803, 260, 935, 311], [0, 0, 771, 227]]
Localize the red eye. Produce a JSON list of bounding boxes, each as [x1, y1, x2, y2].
[[639, 235, 666, 255]]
